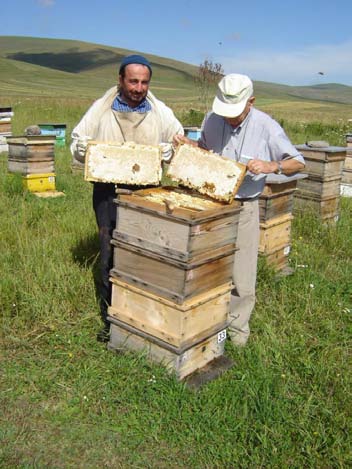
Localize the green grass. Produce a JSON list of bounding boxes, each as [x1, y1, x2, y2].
[[0, 97, 351, 468]]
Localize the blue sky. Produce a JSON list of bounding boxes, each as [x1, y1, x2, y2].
[[2, 0, 352, 86]]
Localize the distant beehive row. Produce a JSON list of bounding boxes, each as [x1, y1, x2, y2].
[[0, 107, 13, 152], [342, 133, 352, 189]]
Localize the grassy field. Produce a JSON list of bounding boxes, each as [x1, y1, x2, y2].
[[0, 95, 351, 468]]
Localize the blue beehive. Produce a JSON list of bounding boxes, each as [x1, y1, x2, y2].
[[184, 127, 201, 141], [38, 123, 67, 147]]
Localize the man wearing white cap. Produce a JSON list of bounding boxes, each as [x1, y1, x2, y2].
[[174, 73, 305, 345], [71, 55, 183, 341]]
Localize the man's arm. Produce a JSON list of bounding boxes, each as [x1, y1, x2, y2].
[[173, 134, 198, 147], [247, 157, 305, 176]]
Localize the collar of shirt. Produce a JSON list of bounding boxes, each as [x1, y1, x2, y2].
[[112, 94, 151, 113], [225, 108, 252, 134]]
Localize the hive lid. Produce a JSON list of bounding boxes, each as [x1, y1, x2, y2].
[[166, 144, 246, 203], [84, 140, 162, 185], [265, 173, 308, 184], [6, 135, 57, 145], [38, 123, 67, 127], [295, 144, 347, 153]]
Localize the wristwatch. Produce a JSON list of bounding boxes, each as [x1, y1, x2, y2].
[[276, 161, 283, 175]]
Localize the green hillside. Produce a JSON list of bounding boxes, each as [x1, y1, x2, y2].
[[1, 36, 352, 120], [0, 36, 198, 105]]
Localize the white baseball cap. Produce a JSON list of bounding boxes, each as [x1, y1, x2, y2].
[[212, 74, 253, 117]]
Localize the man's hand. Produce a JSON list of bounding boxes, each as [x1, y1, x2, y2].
[[247, 159, 278, 175], [76, 136, 92, 161], [173, 134, 197, 147], [159, 143, 174, 162]]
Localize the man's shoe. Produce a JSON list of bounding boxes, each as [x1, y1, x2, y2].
[[228, 331, 249, 347], [97, 324, 110, 343]]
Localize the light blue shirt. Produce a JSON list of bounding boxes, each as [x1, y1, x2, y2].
[[112, 94, 152, 113], [199, 108, 305, 199]]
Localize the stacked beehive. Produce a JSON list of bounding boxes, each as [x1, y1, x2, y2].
[[258, 174, 306, 273], [0, 107, 13, 152], [7, 135, 57, 192], [294, 144, 346, 223], [85, 142, 246, 381], [341, 133, 352, 195]]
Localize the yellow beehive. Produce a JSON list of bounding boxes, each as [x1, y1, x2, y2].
[[22, 173, 56, 192]]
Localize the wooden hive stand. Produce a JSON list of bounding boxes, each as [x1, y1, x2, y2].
[[294, 144, 346, 223]]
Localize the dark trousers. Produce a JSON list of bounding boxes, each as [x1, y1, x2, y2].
[[92, 182, 116, 324]]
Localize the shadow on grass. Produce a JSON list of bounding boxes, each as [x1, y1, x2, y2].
[[71, 232, 101, 305]]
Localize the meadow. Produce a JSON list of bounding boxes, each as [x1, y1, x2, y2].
[[0, 96, 351, 468]]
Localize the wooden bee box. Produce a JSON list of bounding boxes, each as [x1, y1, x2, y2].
[[259, 213, 293, 254], [342, 168, 352, 185], [260, 245, 291, 272], [108, 319, 228, 380], [108, 278, 231, 349], [110, 239, 235, 304], [259, 190, 295, 222], [293, 194, 340, 222], [22, 173, 56, 192], [302, 157, 345, 179], [113, 187, 242, 263], [295, 144, 346, 162], [0, 119, 12, 135], [7, 135, 56, 175], [261, 179, 298, 196], [296, 175, 342, 199]]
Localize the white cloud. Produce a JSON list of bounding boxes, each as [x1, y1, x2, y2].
[[37, 0, 55, 7], [219, 40, 352, 86]]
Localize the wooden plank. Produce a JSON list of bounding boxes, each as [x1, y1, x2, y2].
[[111, 241, 235, 303], [107, 320, 227, 380], [32, 190, 65, 198], [108, 278, 231, 348]]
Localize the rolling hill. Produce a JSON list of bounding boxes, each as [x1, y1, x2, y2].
[[1, 36, 352, 111]]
